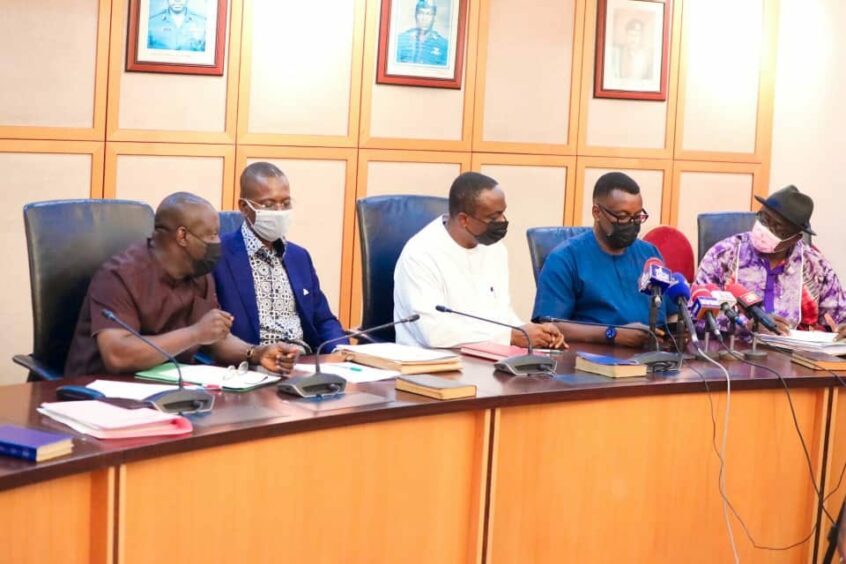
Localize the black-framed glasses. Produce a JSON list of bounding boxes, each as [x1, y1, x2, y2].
[[756, 210, 799, 240], [597, 204, 649, 225]]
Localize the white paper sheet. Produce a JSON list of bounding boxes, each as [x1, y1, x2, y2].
[[87, 380, 178, 400], [293, 362, 399, 384]]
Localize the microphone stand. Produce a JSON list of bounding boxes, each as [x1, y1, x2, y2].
[[101, 309, 214, 414], [277, 315, 420, 398], [743, 320, 769, 360], [438, 306, 555, 376], [648, 286, 662, 336], [718, 319, 738, 360]]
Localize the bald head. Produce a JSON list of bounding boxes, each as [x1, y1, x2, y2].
[[154, 192, 217, 235], [240, 162, 287, 201]]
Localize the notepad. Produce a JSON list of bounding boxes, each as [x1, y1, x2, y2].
[[38, 401, 192, 439]]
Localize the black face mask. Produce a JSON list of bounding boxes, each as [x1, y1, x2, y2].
[[184, 230, 221, 277], [604, 221, 640, 250], [470, 219, 509, 246]]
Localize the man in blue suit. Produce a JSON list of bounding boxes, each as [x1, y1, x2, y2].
[[213, 162, 347, 353]]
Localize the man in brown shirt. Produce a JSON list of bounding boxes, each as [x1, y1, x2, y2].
[[65, 192, 300, 377]]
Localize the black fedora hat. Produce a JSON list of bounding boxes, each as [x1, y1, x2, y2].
[[754, 185, 816, 236]]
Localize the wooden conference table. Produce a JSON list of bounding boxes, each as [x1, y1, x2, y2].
[[1, 346, 845, 564]]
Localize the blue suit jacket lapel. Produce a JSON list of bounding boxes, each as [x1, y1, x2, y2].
[[282, 248, 308, 321], [227, 229, 261, 341]]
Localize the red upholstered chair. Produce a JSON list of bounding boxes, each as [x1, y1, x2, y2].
[[642, 225, 695, 282]]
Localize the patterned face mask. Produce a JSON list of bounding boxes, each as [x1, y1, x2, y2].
[[750, 220, 784, 254]]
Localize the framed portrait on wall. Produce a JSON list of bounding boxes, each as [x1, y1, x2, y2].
[[126, 0, 228, 76], [376, 0, 468, 89], [594, 0, 672, 101]]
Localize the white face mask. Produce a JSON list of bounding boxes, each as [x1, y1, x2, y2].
[[244, 201, 293, 242], [750, 219, 783, 254]]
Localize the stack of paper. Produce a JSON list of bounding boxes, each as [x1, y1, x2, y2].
[[293, 362, 399, 384], [136, 363, 280, 391], [38, 401, 192, 439], [335, 343, 462, 374], [758, 330, 846, 356]]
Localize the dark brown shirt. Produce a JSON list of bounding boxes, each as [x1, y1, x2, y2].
[[64, 241, 218, 377]]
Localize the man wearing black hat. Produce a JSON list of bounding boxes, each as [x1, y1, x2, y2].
[[695, 185, 846, 335]]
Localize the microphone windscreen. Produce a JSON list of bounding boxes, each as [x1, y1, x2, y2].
[[689, 286, 711, 302], [703, 283, 721, 292], [405, 313, 421, 322], [435, 305, 449, 313], [664, 273, 691, 302], [101, 308, 115, 320]]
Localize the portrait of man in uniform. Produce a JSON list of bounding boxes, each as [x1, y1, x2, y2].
[[377, 0, 466, 88], [147, 0, 208, 52], [396, 0, 449, 66]]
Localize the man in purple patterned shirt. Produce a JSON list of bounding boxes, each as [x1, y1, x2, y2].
[[695, 185, 846, 337]]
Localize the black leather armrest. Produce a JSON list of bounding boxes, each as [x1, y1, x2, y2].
[[12, 354, 63, 382]]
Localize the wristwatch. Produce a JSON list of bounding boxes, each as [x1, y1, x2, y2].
[[605, 326, 617, 344]]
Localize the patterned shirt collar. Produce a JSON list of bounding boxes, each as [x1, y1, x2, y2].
[[241, 222, 285, 260]]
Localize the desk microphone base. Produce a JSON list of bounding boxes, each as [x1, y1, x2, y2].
[[494, 354, 556, 376], [278, 372, 347, 398]]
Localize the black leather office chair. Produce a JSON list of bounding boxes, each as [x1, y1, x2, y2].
[[526, 226, 591, 283], [356, 195, 449, 342], [13, 200, 155, 381], [696, 212, 756, 263], [219, 210, 244, 235]]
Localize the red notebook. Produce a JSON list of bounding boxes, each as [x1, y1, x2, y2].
[[460, 341, 528, 362]]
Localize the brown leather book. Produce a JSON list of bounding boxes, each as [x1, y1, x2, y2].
[[395, 375, 477, 400], [791, 351, 846, 371]]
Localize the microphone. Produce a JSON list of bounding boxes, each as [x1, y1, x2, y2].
[[436, 305, 555, 375], [664, 273, 700, 345], [725, 282, 783, 335], [277, 314, 421, 398], [690, 285, 724, 342], [704, 284, 744, 326], [638, 257, 675, 295], [639, 257, 674, 333], [534, 316, 660, 351], [101, 309, 214, 414]]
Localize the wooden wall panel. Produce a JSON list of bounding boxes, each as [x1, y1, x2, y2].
[[474, 0, 581, 153], [0, 0, 109, 140], [474, 155, 574, 318], [238, 0, 365, 147]]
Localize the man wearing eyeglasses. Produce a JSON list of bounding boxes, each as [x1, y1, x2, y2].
[[213, 162, 348, 355], [695, 185, 846, 336], [532, 172, 676, 347], [65, 192, 299, 377]]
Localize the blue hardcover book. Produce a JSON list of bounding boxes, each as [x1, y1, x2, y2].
[[574, 352, 647, 378], [0, 424, 73, 462], [576, 352, 640, 366]]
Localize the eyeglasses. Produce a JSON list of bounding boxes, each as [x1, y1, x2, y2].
[[224, 361, 271, 385], [756, 210, 800, 240], [597, 204, 649, 225], [242, 198, 293, 211]]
